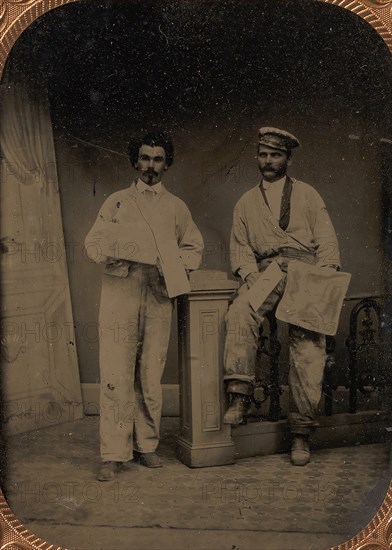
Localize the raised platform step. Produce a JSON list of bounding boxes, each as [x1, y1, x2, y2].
[[251, 385, 384, 418], [232, 410, 387, 459]]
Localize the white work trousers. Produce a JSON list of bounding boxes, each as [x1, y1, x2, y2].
[[99, 264, 173, 462], [224, 277, 326, 435]]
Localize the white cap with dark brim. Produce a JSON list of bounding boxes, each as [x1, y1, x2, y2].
[[258, 127, 300, 151]]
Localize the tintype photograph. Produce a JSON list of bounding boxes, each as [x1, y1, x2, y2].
[[0, 0, 392, 548]]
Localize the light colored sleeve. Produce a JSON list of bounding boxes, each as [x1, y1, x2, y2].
[[230, 201, 259, 281], [175, 202, 204, 270], [309, 189, 341, 268], [84, 197, 120, 264]]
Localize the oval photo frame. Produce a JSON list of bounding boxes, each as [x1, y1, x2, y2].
[[0, 0, 392, 548]]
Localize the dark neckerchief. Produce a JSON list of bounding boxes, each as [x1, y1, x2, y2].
[[259, 176, 293, 231]]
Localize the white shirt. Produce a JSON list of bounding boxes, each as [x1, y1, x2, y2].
[[136, 178, 162, 197], [262, 176, 285, 221]]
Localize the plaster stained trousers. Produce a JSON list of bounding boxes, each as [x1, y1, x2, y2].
[[224, 276, 326, 435], [99, 264, 173, 462]]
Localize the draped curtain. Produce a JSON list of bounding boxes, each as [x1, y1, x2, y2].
[[0, 77, 83, 434]]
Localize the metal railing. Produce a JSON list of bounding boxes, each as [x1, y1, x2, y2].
[[250, 295, 387, 421], [345, 295, 384, 414]]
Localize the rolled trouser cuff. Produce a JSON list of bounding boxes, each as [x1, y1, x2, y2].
[[101, 453, 133, 462], [289, 413, 319, 436], [225, 378, 254, 396]]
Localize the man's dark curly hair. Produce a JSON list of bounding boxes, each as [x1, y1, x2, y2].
[[128, 132, 174, 168]]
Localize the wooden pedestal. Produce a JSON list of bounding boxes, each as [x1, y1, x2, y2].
[[177, 270, 239, 467]]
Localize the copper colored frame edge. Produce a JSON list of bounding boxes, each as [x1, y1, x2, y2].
[[0, 0, 391, 548]]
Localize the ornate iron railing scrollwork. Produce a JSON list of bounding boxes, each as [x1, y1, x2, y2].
[[247, 295, 386, 423], [346, 297, 384, 414], [253, 312, 283, 422]]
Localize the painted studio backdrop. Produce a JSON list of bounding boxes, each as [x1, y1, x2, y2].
[[1, 0, 392, 432]]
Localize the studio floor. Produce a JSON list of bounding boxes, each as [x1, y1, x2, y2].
[[4, 416, 391, 550]]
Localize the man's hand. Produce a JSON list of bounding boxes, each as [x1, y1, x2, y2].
[[106, 258, 124, 267], [245, 272, 260, 289]]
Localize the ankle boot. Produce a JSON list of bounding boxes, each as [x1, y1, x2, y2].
[[97, 461, 119, 481], [223, 394, 250, 425], [291, 435, 310, 466]]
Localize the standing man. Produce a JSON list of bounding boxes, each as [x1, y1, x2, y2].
[[223, 127, 341, 466], [85, 132, 203, 481]]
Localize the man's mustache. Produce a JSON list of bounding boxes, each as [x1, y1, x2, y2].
[[143, 169, 159, 177]]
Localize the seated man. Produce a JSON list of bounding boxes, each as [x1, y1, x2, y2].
[[223, 126, 341, 466], [85, 131, 204, 480]]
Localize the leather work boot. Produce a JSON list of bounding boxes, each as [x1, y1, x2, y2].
[[290, 435, 310, 466], [223, 394, 250, 425], [134, 451, 162, 468], [97, 461, 119, 481]]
